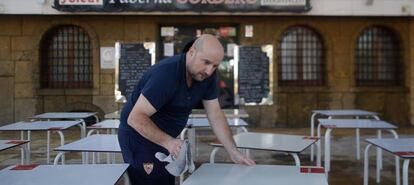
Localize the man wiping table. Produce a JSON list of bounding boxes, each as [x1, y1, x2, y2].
[[118, 34, 255, 185]]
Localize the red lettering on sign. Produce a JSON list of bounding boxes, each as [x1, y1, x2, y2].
[[61, 0, 100, 4], [177, 0, 252, 4]]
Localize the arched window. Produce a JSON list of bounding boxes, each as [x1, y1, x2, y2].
[[277, 26, 325, 86], [355, 26, 402, 86], [40, 25, 93, 88]]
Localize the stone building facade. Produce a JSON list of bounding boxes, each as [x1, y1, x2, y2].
[[0, 15, 412, 127]]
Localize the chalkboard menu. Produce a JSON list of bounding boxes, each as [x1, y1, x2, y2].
[[237, 46, 271, 104], [116, 43, 154, 100]]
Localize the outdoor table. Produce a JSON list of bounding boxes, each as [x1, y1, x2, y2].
[[0, 163, 129, 185], [209, 132, 318, 166], [364, 138, 414, 185], [182, 163, 328, 185], [317, 119, 398, 174], [54, 134, 120, 165], [310, 109, 379, 162], [87, 119, 119, 136], [33, 112, 99, 138], [0, 120, 82, 164], [0, 140, 30, 164], [190, 109, 249, 118], [105, 111, 121, 119], [181, 118, 249, 160]]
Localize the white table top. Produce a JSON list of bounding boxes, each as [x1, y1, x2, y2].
[[190, 109, 249, 118], [104, 111, 121, 119], [33, 112, 97, 119], [0, 140, 29, 151], [182, 163, 328, 185], [104, 109, 249, 119], [0, 164, 129, 185], [366, 138, 414, 159], [211, 132, 317, 153], [88, 120, 120, 129], [55, 135, 120, 153], [312, 109, 378, 116], [318, 119, 397, 129], [187, 118, 248, 128], [0, 121, 82, 131]]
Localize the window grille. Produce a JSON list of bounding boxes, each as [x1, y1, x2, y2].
[[40, 25, 92, 88], [355, 26, 402, 86], [277, 26, 325, 86]]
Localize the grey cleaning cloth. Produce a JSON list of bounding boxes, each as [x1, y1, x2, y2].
[[155, 140, 195, 176]]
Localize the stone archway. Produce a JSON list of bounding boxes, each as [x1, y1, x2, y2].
[[30, 17, 103, 119]]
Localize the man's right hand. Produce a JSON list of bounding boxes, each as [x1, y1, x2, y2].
[[163, 138, 184, 158]]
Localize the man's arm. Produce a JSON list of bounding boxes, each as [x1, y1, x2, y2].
[[127, 94, 183, 157], [202, 98, 255, 165]]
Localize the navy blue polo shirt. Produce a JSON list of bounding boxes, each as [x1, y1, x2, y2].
[[119, 53, 218, 152]]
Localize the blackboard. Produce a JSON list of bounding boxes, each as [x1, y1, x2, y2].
[[118, 43, 152, 99], [238, 46, 270, 103]]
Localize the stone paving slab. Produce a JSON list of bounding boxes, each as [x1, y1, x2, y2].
[[1, 127, 413, 185]]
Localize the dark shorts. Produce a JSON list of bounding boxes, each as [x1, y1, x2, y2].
[[118, 128, 174, 185]]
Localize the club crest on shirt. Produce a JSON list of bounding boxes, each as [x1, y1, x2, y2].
[[143, 162, 154, 175]]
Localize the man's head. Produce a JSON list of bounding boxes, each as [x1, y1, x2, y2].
[[186, 34, 224, 82]]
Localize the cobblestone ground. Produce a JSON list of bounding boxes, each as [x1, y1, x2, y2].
[[1, 127, 413, 185]]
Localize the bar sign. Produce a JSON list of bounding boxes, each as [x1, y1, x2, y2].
[[59, 0, 103, 5]]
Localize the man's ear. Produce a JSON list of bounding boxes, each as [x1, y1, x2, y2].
[[188, 47, 196, 57]]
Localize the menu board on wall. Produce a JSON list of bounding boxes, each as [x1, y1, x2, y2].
[[115, 42, 155, 102], [235, 45, 273, 105]]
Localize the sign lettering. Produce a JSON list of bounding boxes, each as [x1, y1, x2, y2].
[[54, 0, 311, 12]]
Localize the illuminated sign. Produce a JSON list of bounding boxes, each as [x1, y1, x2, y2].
[[53, 0, 311, 12]]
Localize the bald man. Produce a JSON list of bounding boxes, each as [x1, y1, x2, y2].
[[118, 34, 255, 185]]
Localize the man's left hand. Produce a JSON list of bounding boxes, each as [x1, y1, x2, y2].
[[229, 150, 256, 166]]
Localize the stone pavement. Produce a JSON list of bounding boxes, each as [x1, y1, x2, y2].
[[0, 126, 413, 185]]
